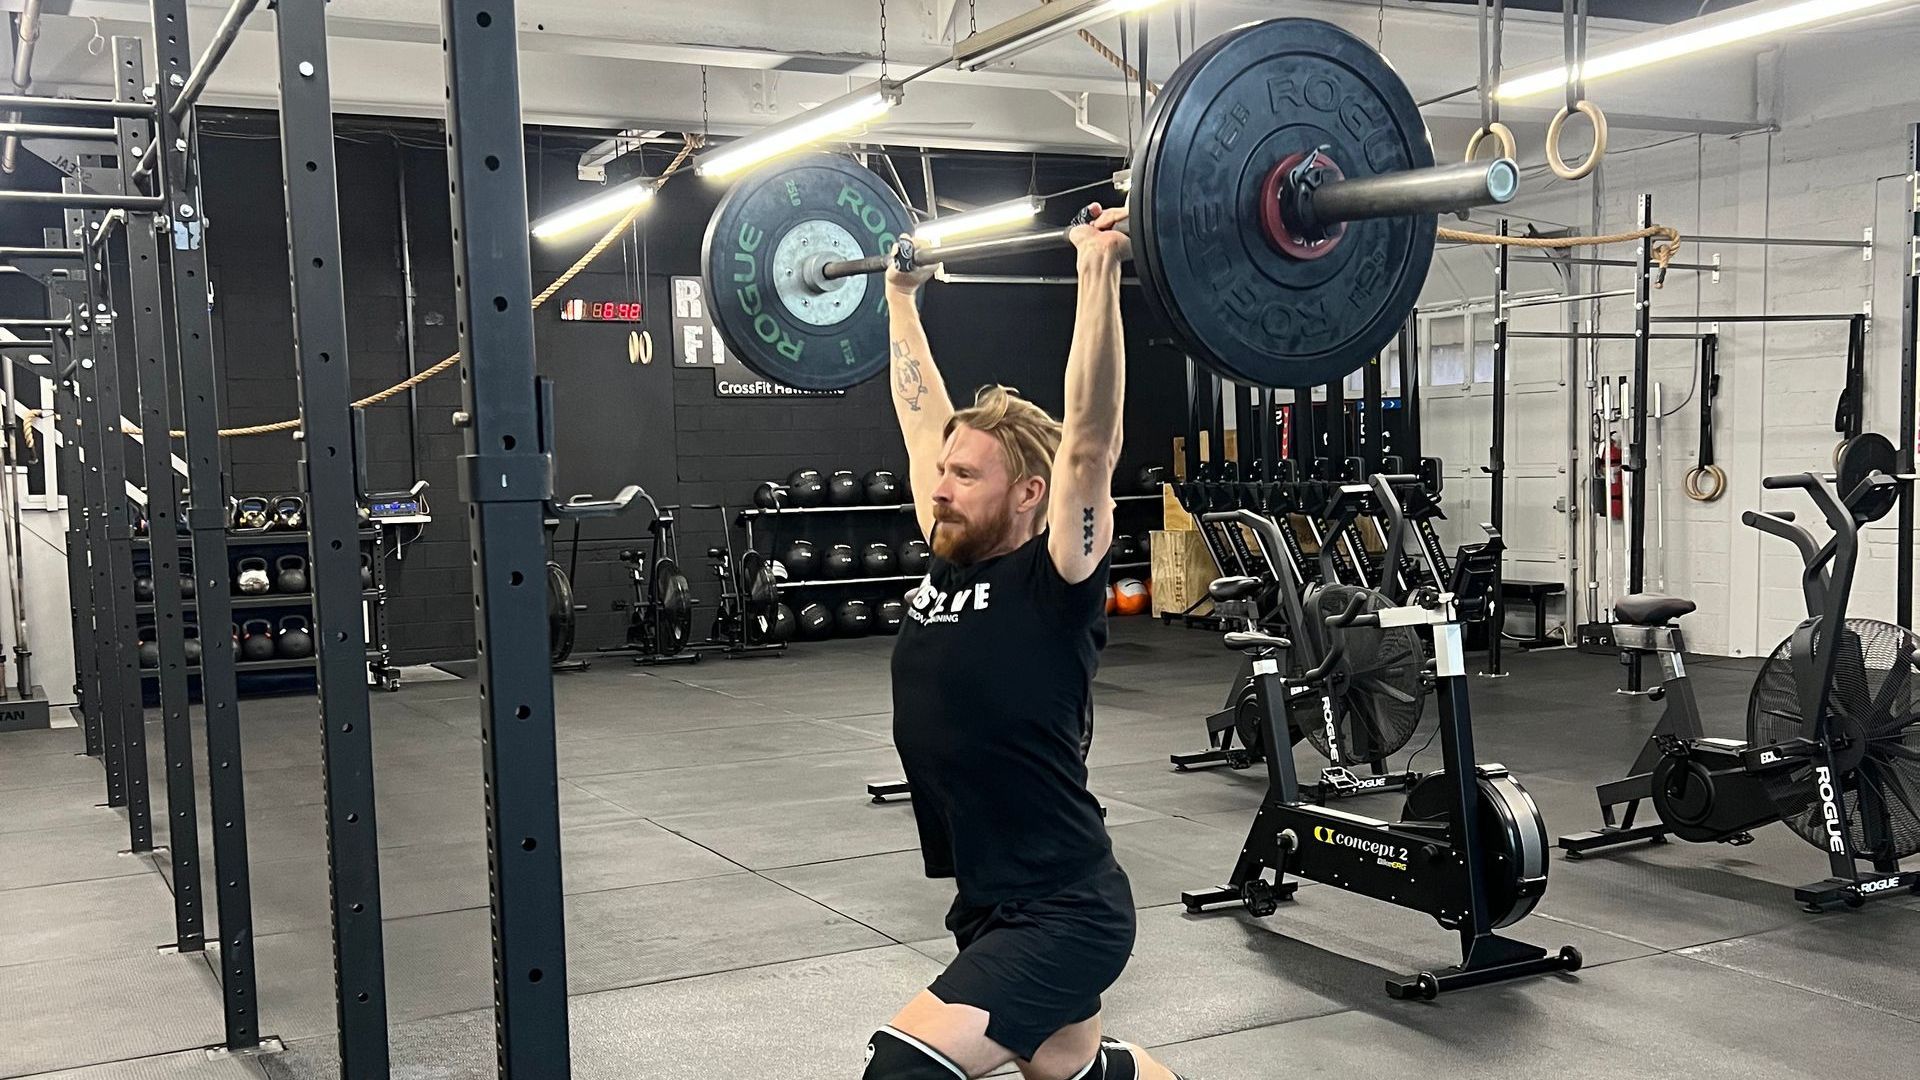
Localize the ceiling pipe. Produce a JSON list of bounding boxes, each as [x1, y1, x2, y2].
[[3, 0, 44, 174]]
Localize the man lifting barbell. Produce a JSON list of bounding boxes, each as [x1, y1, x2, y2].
[[691, 21, 1533, 1077], [869, 205, 1181, 1080]]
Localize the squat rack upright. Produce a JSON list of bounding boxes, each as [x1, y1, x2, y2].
[[0, 0, 380, 1064]]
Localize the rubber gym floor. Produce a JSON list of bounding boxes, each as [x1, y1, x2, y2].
[[3, 620, 1917, 1080]]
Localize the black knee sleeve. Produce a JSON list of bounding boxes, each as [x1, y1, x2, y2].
[[1095, 1037, 1138, 1080], [864, 1028, 968, 1080]]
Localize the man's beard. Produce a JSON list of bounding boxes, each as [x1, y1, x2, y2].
[[930, 501, 1015, 566]]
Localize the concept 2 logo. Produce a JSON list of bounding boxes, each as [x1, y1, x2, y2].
[[1310, 826, 1409, 870]]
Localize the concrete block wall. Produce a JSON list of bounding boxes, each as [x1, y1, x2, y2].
[[1429, 34, 1917, 658]]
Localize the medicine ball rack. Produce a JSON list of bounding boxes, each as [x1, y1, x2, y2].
[[132, 527, 396, 695], [738, 492, 1161, 583]]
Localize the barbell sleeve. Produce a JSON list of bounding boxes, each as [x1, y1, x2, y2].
[[817, 159, 1517, 285], [1302, 158, 1519, 229]]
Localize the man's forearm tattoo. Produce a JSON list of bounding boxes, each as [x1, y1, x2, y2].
[[1082, 507, 1096, 556], [892, 339, 927, 412]]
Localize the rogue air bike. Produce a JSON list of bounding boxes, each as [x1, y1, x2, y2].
[[1173, 473, 1431, 805], [1559, 434, 1920, 911], [1184, 474, 1579, 1000]]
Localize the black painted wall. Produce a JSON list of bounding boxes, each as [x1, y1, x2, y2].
[[175, 113, 1186, 664]]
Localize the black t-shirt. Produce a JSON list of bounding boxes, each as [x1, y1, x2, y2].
[[890, 530, 1113, 906]]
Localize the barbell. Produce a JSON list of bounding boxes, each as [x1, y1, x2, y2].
[[700, 17, 1519, 393]]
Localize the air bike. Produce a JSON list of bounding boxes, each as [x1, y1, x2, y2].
[[1183, 474, 1580, 999], [1171, 471, 1431, 804], [1558, 435, 1920, 910]]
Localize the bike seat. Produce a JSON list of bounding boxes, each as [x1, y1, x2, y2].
[[1614, 593, 1696, 626], [1209, 576, 1263, 602]]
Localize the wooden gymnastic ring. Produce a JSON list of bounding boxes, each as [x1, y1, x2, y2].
[[1465, 122, 1517, 165], [1682, 463, 1726, 502], [1547, 101, 1609, 181]]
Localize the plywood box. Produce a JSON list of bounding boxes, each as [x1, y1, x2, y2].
[[1150, 529, 1218, 617]]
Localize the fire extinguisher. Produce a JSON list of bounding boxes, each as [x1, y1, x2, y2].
[[1604, 435, 1624, 520]]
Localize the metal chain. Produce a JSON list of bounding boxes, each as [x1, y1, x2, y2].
[[968, 0, 976, 36], [879, 0, 889, 79], [1377, 0, 1386, 53], [701, 66, 710, 143]]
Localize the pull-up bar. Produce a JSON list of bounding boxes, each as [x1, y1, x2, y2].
[[1508, 331, 1713, 341], [0, 122, 118, 141], [1504, 289, 1633, 310], [1692, 233, 1872, 250], [0, 93, 154, 118], [1650, 313, 1865, 324], [0, 191, 165, 210]]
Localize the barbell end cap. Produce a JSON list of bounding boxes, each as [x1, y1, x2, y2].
[[1486, 159, 1520, 204]]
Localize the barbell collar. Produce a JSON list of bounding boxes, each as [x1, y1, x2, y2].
[[1302, 158, 1518, 233]]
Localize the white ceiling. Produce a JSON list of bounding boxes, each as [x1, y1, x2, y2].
[[5, 0, 1920, 164]]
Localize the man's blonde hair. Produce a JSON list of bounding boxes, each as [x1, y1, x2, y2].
[[946, 384, 1063, 515]]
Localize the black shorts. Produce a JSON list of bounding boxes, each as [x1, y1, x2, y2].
[[928, 859, 1137, 1061]]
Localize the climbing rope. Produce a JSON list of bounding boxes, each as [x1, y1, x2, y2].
[[1437, 224, 1683, 281]]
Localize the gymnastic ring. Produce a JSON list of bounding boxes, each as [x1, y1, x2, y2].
[[629, 329, 655, 366], [1683, 464, 1726, 502], [1465, 122, 1517, 165], [1547, 101, 1609, 181]]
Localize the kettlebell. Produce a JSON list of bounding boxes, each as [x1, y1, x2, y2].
[[232, 497, 271, 532], [182, 626, 202, 668], [272, 495, 305, 531], [275, 615, 314, 659], [276, 555, 309, 594], [235, 557, 271, 595], [239, 619, 276, 662], [360, 553, 373, 590], [134, 574, 155, 603], [137, 630, 159, 669]]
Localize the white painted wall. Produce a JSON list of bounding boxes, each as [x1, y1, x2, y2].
[[1420, 28, 1920, 658]]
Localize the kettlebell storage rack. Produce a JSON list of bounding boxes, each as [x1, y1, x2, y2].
[[131, 526, 397, 695]]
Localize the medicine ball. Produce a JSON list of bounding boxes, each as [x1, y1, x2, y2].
[[827, 470, 862, 506], [781, 540, 818, 580], [864, 469, 900, 505], [861, 541, 896, 577], [1106, 584, 1119, 616], [179, 573, 196, 600], [787, 469, 826, 508], [876, 598, 905, 634], [897, 538, 931, 575], [361, 553, 374, 590], [796, 602, 833, 641], [1113, 578, 1150, 616], [137, 633, 159, 669], [1113, 534, 1141, 561], [753, 481, 787, 510], [833, 599, 872, 637], [772, 602, 797, 643], [134, 574, 155, 603], [1137, 464, 1169, 493], [182, 627, 202, 668], [823, 543, 858, 579]]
